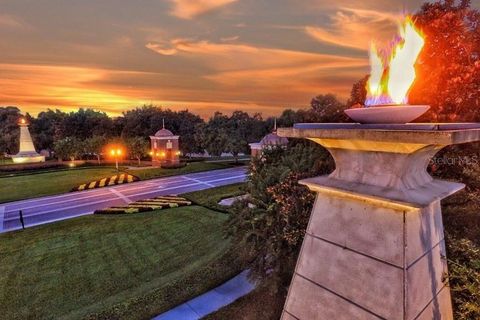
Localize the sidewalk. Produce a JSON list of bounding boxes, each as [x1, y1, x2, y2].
[[153, 270, 255, 320]]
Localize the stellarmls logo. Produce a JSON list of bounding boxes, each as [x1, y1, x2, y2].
[[430, 155, 479, 166]]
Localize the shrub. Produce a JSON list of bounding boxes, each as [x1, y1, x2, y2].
[[160, 162, 187, 169], [228, 141, 334, 291]]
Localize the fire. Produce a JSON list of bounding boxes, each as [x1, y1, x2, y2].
[[365, 17, 425, 106]]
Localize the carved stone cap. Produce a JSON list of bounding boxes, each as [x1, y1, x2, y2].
[[278, 123, 480, 197], [278, 123, 480, 148]]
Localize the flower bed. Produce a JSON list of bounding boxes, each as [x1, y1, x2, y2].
[[94, 195, 192, 214], [72, 173, 139, 191]]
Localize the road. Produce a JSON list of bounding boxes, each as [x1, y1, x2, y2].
[[0, 166, 247, 233]]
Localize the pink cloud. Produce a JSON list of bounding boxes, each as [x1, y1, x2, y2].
[[169, 0, 237, 19], [305, 8, 400, 50], [0, 14, 24, 28]]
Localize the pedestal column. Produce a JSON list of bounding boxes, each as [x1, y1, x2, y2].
[[277, 125, 480, 320]]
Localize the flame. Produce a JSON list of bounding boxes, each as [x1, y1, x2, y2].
[[365, 17, 424, 106]]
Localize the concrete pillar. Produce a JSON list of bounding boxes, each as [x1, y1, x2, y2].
[[277, 124, 480, 320]]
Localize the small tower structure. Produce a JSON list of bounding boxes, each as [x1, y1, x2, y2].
[[149, 119, 180, 165]]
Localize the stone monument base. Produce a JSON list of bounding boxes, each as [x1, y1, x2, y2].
[[282, 177, 457, 320], [12, 152, 45, 164]]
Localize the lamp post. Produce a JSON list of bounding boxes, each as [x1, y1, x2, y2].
[[110, 148, 122, 171]]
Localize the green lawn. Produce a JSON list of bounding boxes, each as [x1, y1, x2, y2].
[[0, 161, 241, 203], [0, 206, 243, 320], [183, 182, 246, 212], [130, 161, 237, 180], [0, 167, 120, 203]]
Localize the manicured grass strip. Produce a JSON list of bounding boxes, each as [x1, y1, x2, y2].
[[0, 206, 242, 320]]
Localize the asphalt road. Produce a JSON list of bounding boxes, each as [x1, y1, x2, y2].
[[0, 166, 247, 233]]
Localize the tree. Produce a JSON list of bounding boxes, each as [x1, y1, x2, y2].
[[30, 109, 66, 152], [197, 112, 229, 157], [229, 142, 334, 291], [125, 137, 149, 165], [84, 136, 107, 164], [309, 94, 348, 122], [0, 106, 21, 155], [410, 0, 480, 121], [347, 75, 368, 108], [53, 137, 83, 161], [225, 111, 255, 163]]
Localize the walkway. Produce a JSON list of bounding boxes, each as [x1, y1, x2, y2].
[[153, 270, 255, 320]]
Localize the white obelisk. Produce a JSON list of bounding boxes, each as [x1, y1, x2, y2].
[[12, 118, 45, 164]]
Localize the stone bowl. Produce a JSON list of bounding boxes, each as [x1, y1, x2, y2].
[[344, 105, 430, 124]]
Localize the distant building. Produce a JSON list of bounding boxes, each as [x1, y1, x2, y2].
[[149, 120, 180, 165], [12, 118, 45, 164], [249, 119, 288, 157]]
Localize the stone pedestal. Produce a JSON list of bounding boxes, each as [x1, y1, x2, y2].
[[277, 123, 480, 320]]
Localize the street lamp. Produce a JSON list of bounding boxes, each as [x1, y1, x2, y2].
[[110, 148, 122, 171]]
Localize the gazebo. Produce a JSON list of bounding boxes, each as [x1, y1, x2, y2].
[[149, 120, 180, 165], [249, 119, 288, 157]]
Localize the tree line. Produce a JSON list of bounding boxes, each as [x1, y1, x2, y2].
[[0, 100, 347, 162]]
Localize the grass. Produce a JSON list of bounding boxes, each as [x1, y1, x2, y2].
[[0, 205, 244, 320], [0, 167, 121, 203], [0, 161, 242, 203], [130, 161, 237, 180], [203, 287, 285, 320], [0, 158, 13, 166], [182, 182, 246, 212]]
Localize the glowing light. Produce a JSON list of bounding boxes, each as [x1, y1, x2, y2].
[[365, 17, 425, 106], [175, 151, 181, 156], [110, 150, 115, 156]]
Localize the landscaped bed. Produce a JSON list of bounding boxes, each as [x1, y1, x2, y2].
[[94, 195, 192, 214], [72, 173, 140, 191], [0, 205, 245, 320]]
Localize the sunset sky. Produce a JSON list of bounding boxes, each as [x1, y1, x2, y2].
[[1, 0, 476, 118]]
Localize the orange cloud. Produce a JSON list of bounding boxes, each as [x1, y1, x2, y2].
[[146, 39, 367, 106], [169, 0, 237, 19], [0, 64, 150, 116], [305, 8, 400, 50], [0, 63, 295, 118]]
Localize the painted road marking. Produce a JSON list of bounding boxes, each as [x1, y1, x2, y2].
[[3, 197, 119, 222], [182, 176, 215, 187], [4, 190, 113, 212], [0, 206, 5, 231], [109, 188, 131, 204], [2, 211, 94, 232]]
